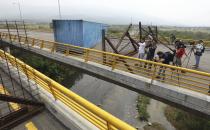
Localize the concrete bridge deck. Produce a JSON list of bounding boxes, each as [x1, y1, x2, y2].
[[12, 110, 69, 130], [0, 48, 136, 130]]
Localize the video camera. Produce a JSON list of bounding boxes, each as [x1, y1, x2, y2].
[[175, 40, 186, 49]]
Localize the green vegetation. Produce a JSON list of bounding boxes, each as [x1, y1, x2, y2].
[[165, 106, 210, 130], [107, 25, 210, 46], [137, 95, 150, 121], [159, 30, 210, 41], [26, 23, 52, 32], [10, 48, 83, 88], [143, 122, 166, 130], [107, 27, 124, 37]]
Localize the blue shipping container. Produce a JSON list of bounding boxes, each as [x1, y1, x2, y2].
[[53, 20, 107, 48]]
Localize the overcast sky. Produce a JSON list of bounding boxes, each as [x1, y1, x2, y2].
[[0, 0, 210, 26]]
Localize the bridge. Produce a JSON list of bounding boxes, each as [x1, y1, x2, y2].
[[0, 32, 210, 129], [0, 48, 135, 129]]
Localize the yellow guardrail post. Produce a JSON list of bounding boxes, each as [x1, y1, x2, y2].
[[84, 49, 89, 62], [12, 35, 16, 41], [47, 80, 57, 100], [65, 46, 70, 56], [32, 39, 35, 46], [106, 122, 111, 130], [150, 64, 157, 84], [19, 37, 22, 43], [40, 40, 44, 49], [51, 42, 56, 53], [111, 56, 117, 70]]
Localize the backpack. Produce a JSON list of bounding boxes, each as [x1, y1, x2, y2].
[[164, 52, 175, 62], [195, 44, 205, 56], [164, 51, 175, 64]]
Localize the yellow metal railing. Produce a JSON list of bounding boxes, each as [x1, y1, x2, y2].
[[0, 49, 136, 130], [1, 32, 210, 96]]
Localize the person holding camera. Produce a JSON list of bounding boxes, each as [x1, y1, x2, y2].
[[174, 41, 186, 67], [193, 40, 205, 68], [137, 38, 146, 59]]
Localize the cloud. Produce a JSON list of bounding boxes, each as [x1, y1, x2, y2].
[[0, 0, 210, 26]]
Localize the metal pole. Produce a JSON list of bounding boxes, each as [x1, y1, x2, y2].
[[14, 21, 21, 42], [6, 21, 12, 43], [155, 26, 158, 41], [102, 29, 106, 64], [17, 1, 23, 20], [102, 29, 105, 51], [58, 0, 62, 19], [139, 22, 142, 41], [13, 0, 23, 20]]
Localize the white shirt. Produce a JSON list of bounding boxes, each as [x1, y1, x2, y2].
[[195, 43, 204, 53], [138, 42, 146, 53]]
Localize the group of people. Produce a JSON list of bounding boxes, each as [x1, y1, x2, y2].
[[137, 36, 205, 69], [138, 37, 157, 62]]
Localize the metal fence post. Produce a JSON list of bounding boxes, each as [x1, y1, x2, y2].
[[40, 40, 44, 49], [47, 80, 57, 100], [65, 46, 70, 56], [106, 121, 111, 130], [32, 39, 35, 46], [150, 65, 157, 85], [139, 22, 142, 41], [111, 56, 117, 70], [51, 43, 56, 53], [84, 49, 89, 62]]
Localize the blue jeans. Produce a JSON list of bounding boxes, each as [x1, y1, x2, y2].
[[138, 53, 145, 59], [195, 55, 201, 66]]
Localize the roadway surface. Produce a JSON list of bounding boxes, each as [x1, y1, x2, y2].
[[12, 110, 69, 130]]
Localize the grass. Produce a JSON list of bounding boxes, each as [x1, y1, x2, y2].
[[165, 106, 210, 130], [26, 23, 53, 33], [107, 25, 210, 46], [137, 95, 150, 121]]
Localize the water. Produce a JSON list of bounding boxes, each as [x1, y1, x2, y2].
[[66, 69, 175, 129]]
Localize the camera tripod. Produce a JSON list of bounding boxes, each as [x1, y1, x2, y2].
[[183, 46, 194, 68]]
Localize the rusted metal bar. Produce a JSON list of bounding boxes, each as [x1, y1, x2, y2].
[[126, 32, 139, 48], [148, 26, 158, 43], [118, 41, 131, 53], [14, 21, 21, 43], [125, 50, 138, 56], [115, 24, 132, 50], [139, 22, 142, 41], [155, 26, 158, 41], [5, 21, 12, 43], [0, 94, 44, 106], [145, 26, 174, 52], [105, 37, 119, 53], [22, 21, 29, 48], [102, 29, 107, 64], [0, 106, 44, 130], [102, 29, 106, 51]]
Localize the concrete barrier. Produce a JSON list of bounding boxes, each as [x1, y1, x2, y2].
[[0, 57, 99, 130], [2, 40, 210, 118]]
